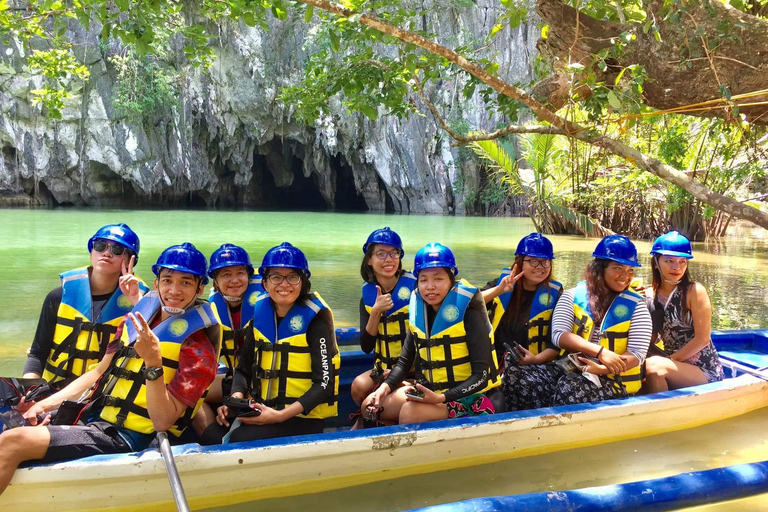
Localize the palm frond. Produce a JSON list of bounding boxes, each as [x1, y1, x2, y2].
[[547, 201, 614, 237], [468, 139, 525, 196]]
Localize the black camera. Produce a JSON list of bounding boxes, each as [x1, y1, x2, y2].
[[222, 396, 261, 417]]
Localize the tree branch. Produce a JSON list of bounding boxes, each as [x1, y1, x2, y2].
[[299, 0, 768, 230]]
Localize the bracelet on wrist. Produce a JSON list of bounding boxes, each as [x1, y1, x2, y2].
[[596, 346, 604, 359]]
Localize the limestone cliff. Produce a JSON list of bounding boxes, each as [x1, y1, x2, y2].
[[0, 2, 537, 214]]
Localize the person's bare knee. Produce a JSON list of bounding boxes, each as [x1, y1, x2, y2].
[[0, 426, 51, 494], [645, 356, 670, 378], [351, 373, 373, 406]]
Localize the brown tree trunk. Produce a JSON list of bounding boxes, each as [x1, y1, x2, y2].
[[534, 0, 768, 125]]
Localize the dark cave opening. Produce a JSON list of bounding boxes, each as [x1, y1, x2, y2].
[[331, 155, 368, 212]]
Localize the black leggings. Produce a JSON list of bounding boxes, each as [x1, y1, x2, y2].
[[200, 416, 324, 446]]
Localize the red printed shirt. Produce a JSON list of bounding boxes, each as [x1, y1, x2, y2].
[[108, 318, 217, 409]]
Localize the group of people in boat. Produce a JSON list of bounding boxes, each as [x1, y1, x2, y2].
[[0, 223, 722, 494]]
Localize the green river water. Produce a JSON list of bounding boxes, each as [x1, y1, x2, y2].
[[1, 208, 767, 375], [1, 209, 767, 510]]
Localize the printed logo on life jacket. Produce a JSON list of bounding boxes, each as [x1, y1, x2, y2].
[[169, 319, 189, 337], [613, 304, 629, 319], [319, 337, 330, 389], [442, 304, 460, 322], [397, 286, 411, 301], [289, 315, 304, 333], [539, 293, 554, 307], [117, 294, 134, 310], [248, 291, 259, 306]]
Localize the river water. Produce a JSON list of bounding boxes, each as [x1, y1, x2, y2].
[[1, 208, 767, 375], [1, 209, 767, 510]]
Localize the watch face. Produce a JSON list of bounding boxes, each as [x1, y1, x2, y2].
[[144, 367, 163, 381]]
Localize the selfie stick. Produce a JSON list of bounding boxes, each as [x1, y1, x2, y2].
[[157, 431, 191, 512]]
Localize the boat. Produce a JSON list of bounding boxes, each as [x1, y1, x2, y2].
[[2, 329, 768, 511], [404, 459, 768, 511]]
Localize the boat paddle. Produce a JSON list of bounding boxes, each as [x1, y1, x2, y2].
[[157, 431, 191, 512]]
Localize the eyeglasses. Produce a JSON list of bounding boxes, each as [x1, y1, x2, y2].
[[523, 259, 551, 268], [374, 250, 400, 260], [267, 273, 302, 286], [92, 240, 128, 256]]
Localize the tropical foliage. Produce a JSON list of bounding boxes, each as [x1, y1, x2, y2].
[[0, 0, 766, 234]]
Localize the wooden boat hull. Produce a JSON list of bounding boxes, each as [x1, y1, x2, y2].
[[3, 329, 768, 511]]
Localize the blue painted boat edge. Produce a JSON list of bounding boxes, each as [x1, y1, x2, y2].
[[403, 460, 768, 512]]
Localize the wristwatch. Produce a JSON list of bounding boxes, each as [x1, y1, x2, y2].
[[141, 366, 164, 381]]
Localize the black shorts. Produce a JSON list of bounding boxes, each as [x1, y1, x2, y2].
[[44, 421, 133, 463]]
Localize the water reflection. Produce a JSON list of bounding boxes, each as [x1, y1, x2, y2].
[[0, 209, 766, 374]]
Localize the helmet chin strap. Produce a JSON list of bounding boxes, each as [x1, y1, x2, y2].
[[655, 256, 682, 286], [159, 292, 198, 316]]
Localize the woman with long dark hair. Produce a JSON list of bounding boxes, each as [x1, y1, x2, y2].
[[550, 235, 652, 405], [482, 233, 563, 411], [644, 231, 723, 392]]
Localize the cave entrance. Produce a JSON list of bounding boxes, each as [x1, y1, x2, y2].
[[251, 139, 326, 211], [331, 155, 368, 212]]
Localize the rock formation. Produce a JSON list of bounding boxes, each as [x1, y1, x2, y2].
[[0, 2, 537, 214]]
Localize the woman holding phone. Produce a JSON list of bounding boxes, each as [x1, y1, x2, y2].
[[482, 233, 563, 411], [361, 242, 504, 425]]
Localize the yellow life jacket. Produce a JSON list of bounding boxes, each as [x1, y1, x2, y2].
[[209, 275, 264, 371], [409, 279, 500, 394], [362, 271, 416, 370], [488, 271, 562, 355], [43, 267, 149, 383], [99, 292, 221, 437], [251, 292, 340, 420], [572, 281, 644, 395]]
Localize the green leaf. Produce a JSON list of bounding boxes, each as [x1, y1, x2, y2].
[[329, 30, 340, 52], [271, 5, 288, 20], [242, 11, 256, 27], [360, 104, 378, 120], [304, 5, 314, 23], [607, 90, 622, 110], [115, 0, 129, 11]]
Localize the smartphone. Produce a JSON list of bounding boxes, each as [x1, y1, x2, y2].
[[238, 408, 262, 418], [404, 387, 425, 401], [0, 408, 28, 429]]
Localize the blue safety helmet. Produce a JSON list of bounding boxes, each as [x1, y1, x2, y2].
[[363, 227, 404, 257], [650, 231, 693, 259], [515, 233, 555, 260], [208, 244, 255, 278], [152, 242, 209, 284], [259, 242, 311, 279], [592, 234, 641, 267], [413, 242, 459, 277], [88, 223, 140, 263]]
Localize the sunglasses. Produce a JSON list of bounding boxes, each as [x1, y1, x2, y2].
[[266, 273, 302, 286], [92, 240, 129, 256]]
